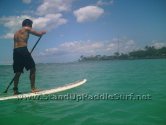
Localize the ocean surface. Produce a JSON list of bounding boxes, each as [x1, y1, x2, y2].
[[0, 59, 166, 125]]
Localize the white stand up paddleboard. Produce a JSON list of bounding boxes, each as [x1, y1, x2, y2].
[[0, 79, 87, 101]]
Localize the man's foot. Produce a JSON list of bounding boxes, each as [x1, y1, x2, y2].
[[14, 91, 22, 95], [31, 88, 40, 93], [13, 87, 22, 95]]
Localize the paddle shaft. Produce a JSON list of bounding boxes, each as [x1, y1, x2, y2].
[[3, 36, 42, 93], [30, 36, 42, 53]]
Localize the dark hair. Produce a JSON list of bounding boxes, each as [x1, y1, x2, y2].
[[22, 19, 33, 27]]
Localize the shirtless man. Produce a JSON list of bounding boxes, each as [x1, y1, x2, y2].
[[13, 19, 46, 95]]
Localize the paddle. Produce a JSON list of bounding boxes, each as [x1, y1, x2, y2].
[[3, 36, 42, 93]]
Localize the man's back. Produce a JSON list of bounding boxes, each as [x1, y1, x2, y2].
[[14, 28, 29, 48]]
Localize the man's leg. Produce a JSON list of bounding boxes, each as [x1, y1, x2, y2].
[[13, 72, 21, 95], [30, 68, 38, 92]]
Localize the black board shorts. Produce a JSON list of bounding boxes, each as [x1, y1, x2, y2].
[[13, 47, 35, 73]]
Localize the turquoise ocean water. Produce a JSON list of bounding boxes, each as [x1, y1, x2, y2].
[[0, 59, 166, 125]]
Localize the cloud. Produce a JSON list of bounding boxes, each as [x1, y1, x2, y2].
[[39, 38, 138, 58], [22, 0, 31, 4], [0, 0, 72, 39], [33, 13, 67, 30], [34, 38, 140, 62], [0, 33, 14, 39], [151, 41, 166, 49], [40, 41, 104, 56], [0, 15, 30, 30], [108, 38, 138, 53], [0, 15, 31, 39], [37, 0, 74, 16], [0, 14, 67, 31], [0, 14, 67, 39], [73, 6, 104, 23], [96, 0, 114, 6]]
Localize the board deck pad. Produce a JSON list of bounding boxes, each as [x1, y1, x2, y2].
[[0, 79, 87, 101]]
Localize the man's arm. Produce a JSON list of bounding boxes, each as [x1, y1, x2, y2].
[[24, 27, 46, 36]]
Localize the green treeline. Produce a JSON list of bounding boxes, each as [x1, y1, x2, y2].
[[79, 46, 166, 61]]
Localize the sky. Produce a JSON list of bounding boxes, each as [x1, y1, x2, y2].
[[0, 0, 166, 64]]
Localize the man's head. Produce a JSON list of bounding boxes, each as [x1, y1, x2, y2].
[[22, 19, 33, 27]]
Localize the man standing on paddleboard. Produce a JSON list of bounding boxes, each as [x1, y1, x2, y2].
[[13, 19, 46, 95]]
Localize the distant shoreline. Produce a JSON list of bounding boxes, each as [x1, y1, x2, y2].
[[78, 56, 166, 62], [0, 58, 166, 66], [78, 46, 166, 62]]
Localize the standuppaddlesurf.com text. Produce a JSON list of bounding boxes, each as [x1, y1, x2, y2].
[[17, 93, 152, 101]]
